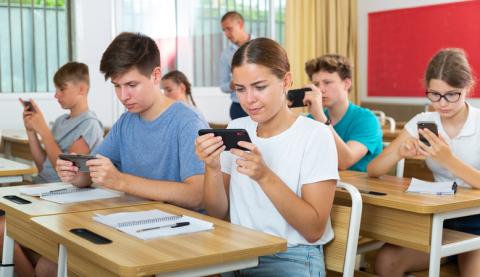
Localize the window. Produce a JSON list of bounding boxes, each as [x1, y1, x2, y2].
[[0, 0, 71, 93], [118, 0, 285, 87]]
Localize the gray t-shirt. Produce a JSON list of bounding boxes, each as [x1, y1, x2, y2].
[[36, 110, 104, 183]]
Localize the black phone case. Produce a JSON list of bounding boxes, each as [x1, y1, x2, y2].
[[24, 101, 35, 112], [3, 195, 32, 204], [417, 122, 438, 146], [59, 154, 96, 172], [70, 228, 112, 244], [198, 129, 251, 151], [287, 88, 312, 108]]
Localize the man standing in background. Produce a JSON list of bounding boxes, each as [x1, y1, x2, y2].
[[219, 11, 253, 119]]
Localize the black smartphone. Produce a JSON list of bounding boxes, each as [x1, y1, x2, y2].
[[417, 121, 438, 146], [198, 129, 252, 151], [58, 154, 97, 172], [70, 228, 112, 244], [22, 100, 36, 112], [287, 87, 312, 108], [3, 195, 32, 204]]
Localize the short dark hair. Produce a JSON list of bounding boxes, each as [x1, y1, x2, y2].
[[54, 62, 89, 87], [100, 32, 160, 80], [232, 38, 290, 80], [305, 54, 352, 81], [221, 11, 244, 23], [425, 48, 474, 89]]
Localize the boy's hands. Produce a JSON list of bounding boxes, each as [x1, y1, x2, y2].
[[86, 154, 126, 190], [56, 157, 79, 183], [19, 99, 49, 134]]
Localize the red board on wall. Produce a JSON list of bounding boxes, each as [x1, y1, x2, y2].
[[368, 1, 480, 98]]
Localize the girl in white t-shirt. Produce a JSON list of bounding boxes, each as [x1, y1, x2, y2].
[[368, 48, 480, 276], [195, 38, 339, 276]]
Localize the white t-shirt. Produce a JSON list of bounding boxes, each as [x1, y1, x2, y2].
[[220, 116, 339, 246], [404, 103, 480, 188]]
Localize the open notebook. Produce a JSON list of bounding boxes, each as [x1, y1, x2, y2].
[[93, 209, 214, 240], [406, 178, 457, 195], [19, 183, 123, 204]]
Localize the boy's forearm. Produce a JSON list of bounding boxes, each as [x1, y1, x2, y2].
[[26, 131, 46, 170], [120, 174, 204, 210], [38, 128, 63, 169]]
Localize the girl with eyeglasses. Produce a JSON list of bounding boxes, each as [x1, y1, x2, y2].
[[368, 48, 480, 276]]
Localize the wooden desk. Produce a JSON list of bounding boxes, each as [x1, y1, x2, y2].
[[1, 129, 32, 160], [338, 172, 480, 277], [31, 203, 287, 277], [0, 157, 37, 183], [382, 129, 402, 143], [0, 185, 153, 277]]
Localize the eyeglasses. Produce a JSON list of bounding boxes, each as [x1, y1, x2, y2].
[[425, 90, 462, 103]]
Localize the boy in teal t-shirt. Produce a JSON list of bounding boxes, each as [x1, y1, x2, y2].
[[324, 103, 382, 171], [301, 54, 382, 172]]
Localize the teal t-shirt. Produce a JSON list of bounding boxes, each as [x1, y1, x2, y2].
[[310, 103, 382, 172]]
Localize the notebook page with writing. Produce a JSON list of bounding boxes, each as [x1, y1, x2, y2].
[[19, 182, 74, 196], [407, 178, 456, 195], [93, 209, 214, 240], [40, 187, 123, 204]]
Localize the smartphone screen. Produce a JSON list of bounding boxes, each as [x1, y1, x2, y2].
[[287, 88, 312, 108], [417, 121, 438, 146], [198, 129, 251, 151]]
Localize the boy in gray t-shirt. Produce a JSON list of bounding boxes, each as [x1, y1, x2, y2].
[[20, 62, 103, 183], [11, 62, 103, 276]]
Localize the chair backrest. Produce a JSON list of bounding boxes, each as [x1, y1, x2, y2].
[[325, 182, 362, 276]]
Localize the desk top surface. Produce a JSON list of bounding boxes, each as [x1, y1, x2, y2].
[[0, 157, 37, 176], [0, 184, 153, 220], [2, 129, 29, 144], [31, 203, 287, 276], [339, 172, 480, 214]]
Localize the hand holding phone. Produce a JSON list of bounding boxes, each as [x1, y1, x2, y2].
[[287, 88, 312, 108], [20, 99, 36, 112], [58, 154, 97, 172], [417, 121, 438, 146], [198, 129, 252, 151]]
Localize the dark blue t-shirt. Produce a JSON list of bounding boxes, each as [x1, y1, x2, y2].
[[94, 102, 208, 181]]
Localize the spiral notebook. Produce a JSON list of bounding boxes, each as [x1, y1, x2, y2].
[[93, 209, 214, 240], [20, 183, 123, 204]]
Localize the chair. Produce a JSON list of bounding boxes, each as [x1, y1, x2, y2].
[[325, 182, 363, 276]]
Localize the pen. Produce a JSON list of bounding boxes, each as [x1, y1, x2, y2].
[[48, 188, 68, 193], [136, 222, 190, 233]]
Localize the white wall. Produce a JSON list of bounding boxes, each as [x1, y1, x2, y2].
[[357, 0, 480, 107], [0, 0, 232, 130]]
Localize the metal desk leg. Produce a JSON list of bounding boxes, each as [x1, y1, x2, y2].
[[57, 244, 68, 277], [429, 214, 443, 277], [1, 221, 14, 277]]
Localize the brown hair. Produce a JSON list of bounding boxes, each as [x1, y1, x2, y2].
[[231, 37, 290, 80], [53, 62, 89, 88], [305, 54, 352, 81], [425, 48, 474, 89], [221, 11, 244, 23], [100, 32, 160, 80], [162, 70, 196, 106]]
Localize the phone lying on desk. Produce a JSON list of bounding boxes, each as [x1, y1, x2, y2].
[[417, 121, 438, 146], [198, 129, 252, 151], [287, 87, 312, 108], [58, 154, 97, 172], [21, 100, 36, 112]]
